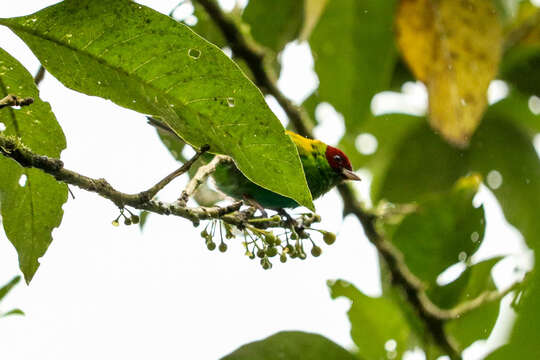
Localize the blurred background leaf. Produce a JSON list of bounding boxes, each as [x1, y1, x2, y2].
[[386, 175, 485, 285], [309, 0, 397, 166], [243, 0, 304, 53], [329, 279, 413, 360]]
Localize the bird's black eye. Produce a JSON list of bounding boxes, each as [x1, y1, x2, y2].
[[333, 155, 342, 162]]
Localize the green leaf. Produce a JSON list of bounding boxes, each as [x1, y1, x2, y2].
[[0, 0, 314, 210], [220, 330, 357, 360], [2, 309, 24, 317], [309, 0, 397, 135], [389, 175, 485, 284], [0, 48, 67, 283], [243, 0, 303, 53], [0, 276, 21, 301], [329, 279, 411, 360], [429, 258, 503, 351]]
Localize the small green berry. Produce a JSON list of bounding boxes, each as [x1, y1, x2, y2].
[[257, 249, 266, 258], [260, 257, 272, 270], [131, 215, 140, 224], [280, 254, 287, 263], [285, 244, 294, 253], [290, 232, 298, 240], [201, 230, 208, 238], [323, 231, 336, 245], [206, 241, 216, 251], [219, 243, 227, 252], [112, 220, 119, 227], [124, 218, 132, 226], [266, 246, 278, 257], [299, 252, 307, 260], [311, 246, 322, 257]]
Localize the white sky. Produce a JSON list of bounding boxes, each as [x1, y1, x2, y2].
[[0, 1, 535, 360]]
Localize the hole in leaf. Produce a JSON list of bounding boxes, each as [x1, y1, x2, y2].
[[0, 122, 5, 131], [19, 174, 27, 187], [226, 97, 235, 107], [188, 48, 201, 59]]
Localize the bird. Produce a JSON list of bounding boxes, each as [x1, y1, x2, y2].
[[148, 118, 360, 209], [211, 130, 360, 209]]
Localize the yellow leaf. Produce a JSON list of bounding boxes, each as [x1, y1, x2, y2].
[[300, 0, 330, 41], [396, 0, 502, 147]]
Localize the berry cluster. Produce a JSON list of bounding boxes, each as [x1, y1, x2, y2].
[[111, 208, 140, 226], [198, 213, 336, 270]]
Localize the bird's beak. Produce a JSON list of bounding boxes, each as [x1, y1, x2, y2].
[[342, 168, 361, 181]]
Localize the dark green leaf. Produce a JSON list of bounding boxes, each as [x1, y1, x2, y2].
[[243, 0, 303, 53], [389, 175, 485, 284], [0, 48, 67, 283], [310, 0, 397, 134], [220, 330, 357, 360], [0, 276, 20, 301], [329, 279, 411, 360], [0, 0, 314, 210]]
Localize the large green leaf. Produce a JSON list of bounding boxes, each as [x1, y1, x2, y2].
[[429, 258, 503, 351], [388, 175, 485, 285], [0, 48, 67, 283], [309, 0, 397, 136], [220, 331, 357, 360], [243, 0, 303, 53], [329, 279, 412, 360], [0, 0, 314, 210]]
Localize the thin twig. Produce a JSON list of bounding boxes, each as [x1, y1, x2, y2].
[[0, 94, 34, 109], [139, 144, 210, 201], [179, 154, 232, 205], [34, 65, 46, 86]]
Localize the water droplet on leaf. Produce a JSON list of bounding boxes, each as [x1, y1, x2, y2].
[[188, 48, 201, 59]]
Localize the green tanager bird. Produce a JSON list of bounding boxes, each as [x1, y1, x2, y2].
[[149, 119, 360, 209], [211, 130, 360, 209]]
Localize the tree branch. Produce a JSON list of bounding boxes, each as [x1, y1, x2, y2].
[[179, 154, 232, 205], [0, 134, 288, 230], [0, 94, 33, 109], [34, 65, 46, 86], [139, 144, 210, 202]]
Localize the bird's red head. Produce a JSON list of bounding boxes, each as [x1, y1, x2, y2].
[[325, 146, 361, 181]]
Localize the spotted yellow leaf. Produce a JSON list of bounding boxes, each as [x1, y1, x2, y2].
[[396, 0, 503, 147]]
